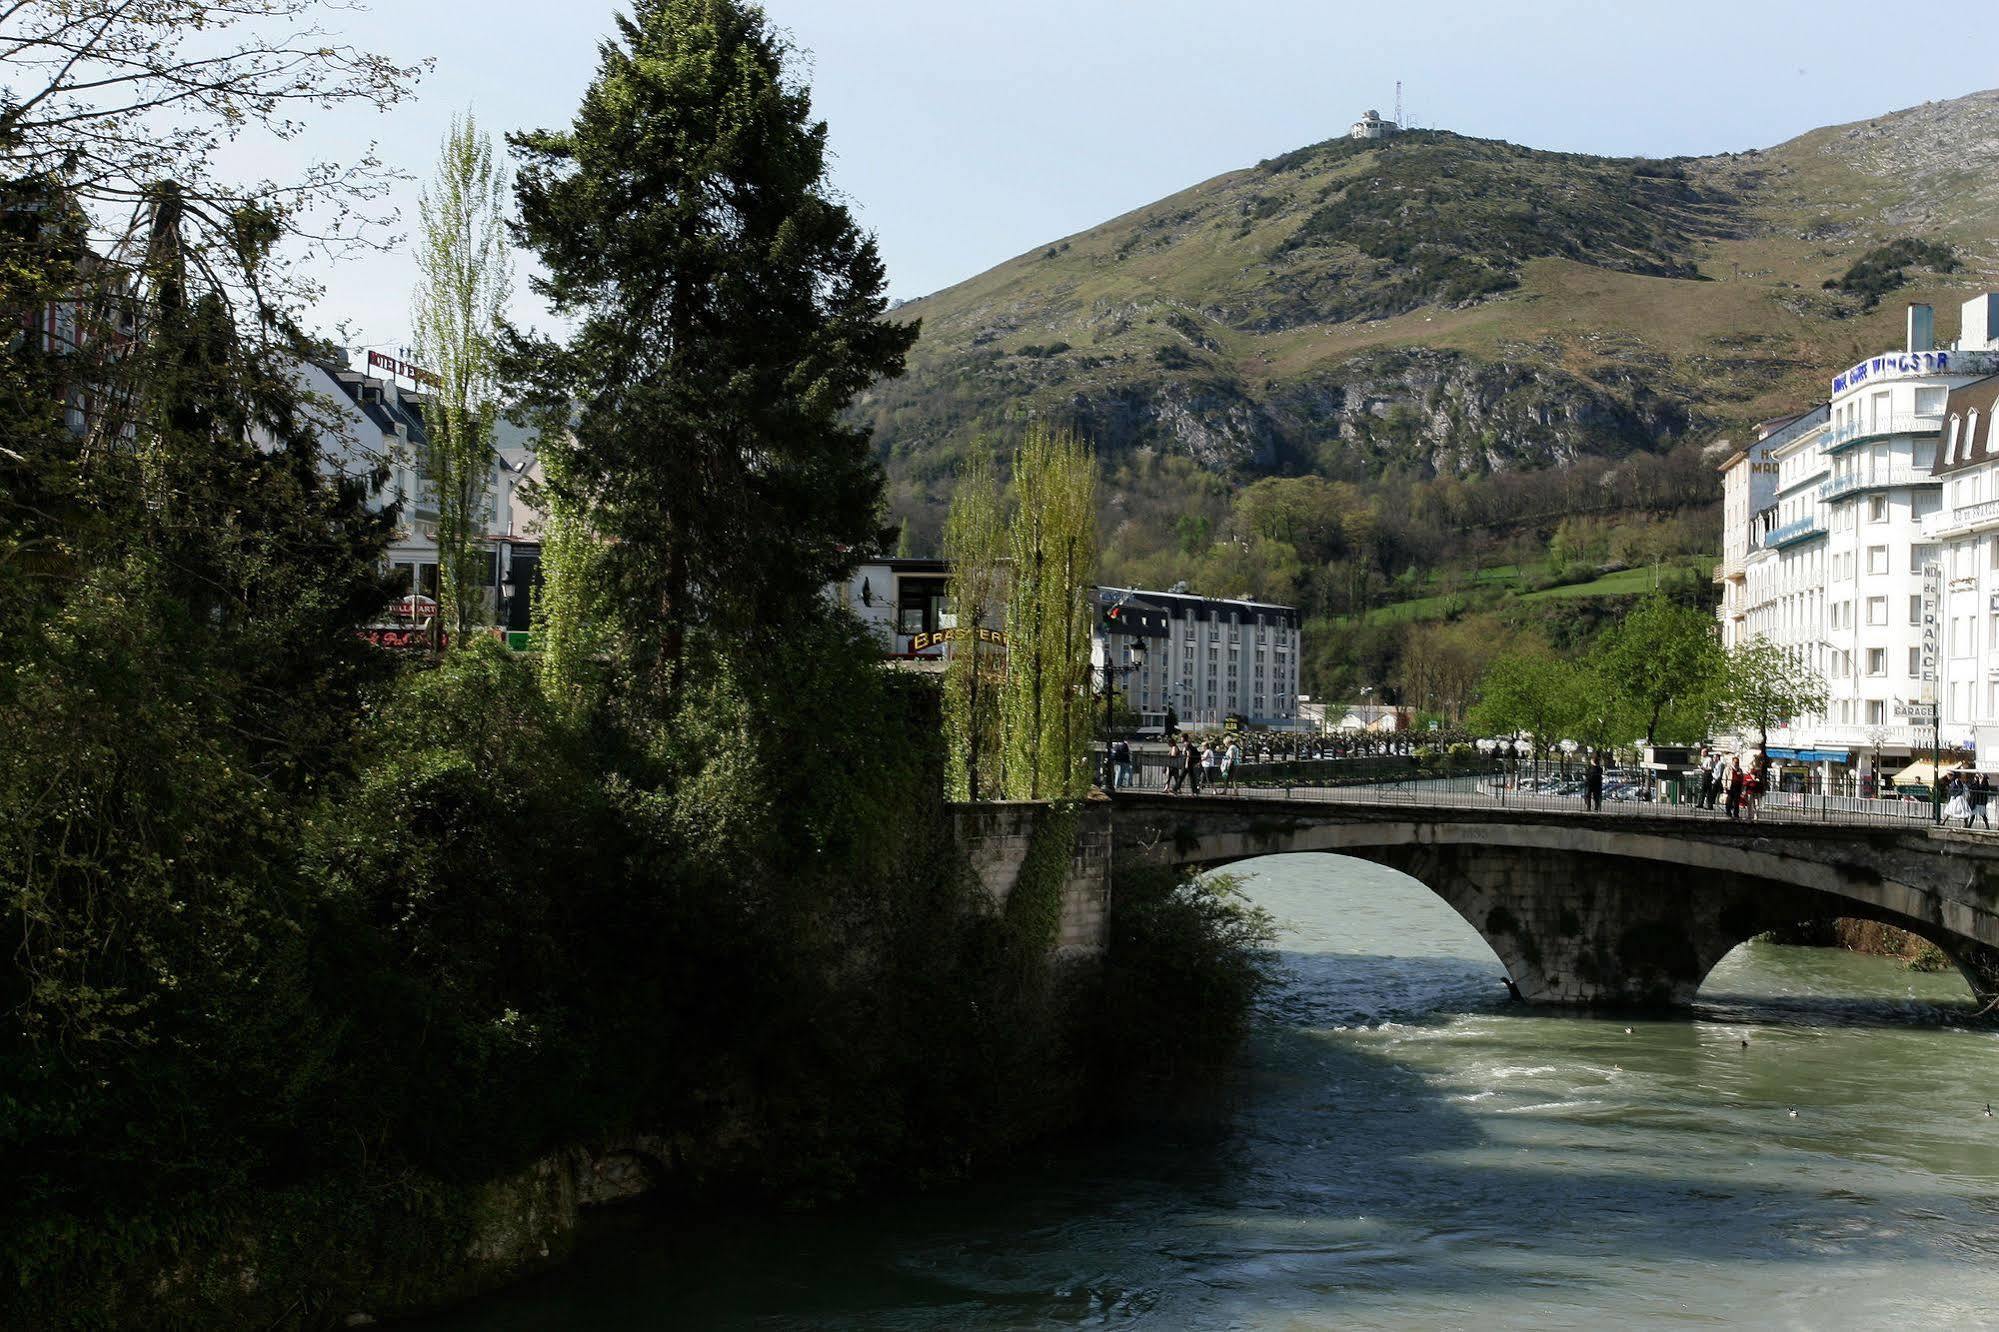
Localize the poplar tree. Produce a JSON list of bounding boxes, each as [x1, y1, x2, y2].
[[941, 439, 1007, 801], [508, 0, 917, 706], [1002, 426, 1098, 800], [413, 112, 513, 644]]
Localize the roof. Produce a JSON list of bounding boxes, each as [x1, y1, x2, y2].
[[1929, 374, 1999, 477], [1100, 585, 1302, 626]]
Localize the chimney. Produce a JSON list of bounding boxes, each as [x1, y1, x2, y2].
[[1961, 293, 1999, 353], [1908, 302, 1935, 354]]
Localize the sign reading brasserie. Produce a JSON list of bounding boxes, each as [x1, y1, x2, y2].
[[909, 626, 1008, 653]]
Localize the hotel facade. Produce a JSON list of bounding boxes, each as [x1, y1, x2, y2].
[[1717, 296, 1999, 789]]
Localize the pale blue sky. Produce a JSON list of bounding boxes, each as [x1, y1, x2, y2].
[[271, 0, 1999, 350]]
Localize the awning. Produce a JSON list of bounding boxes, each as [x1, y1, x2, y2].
[[1892, 760, 1962, 787]]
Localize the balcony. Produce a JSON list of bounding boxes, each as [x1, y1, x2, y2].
[[1925, 496, 1999, 540], [1818, 468, 1939, 503], [1760, 515, 1827, 550], [1821, 414, 1943, 455]]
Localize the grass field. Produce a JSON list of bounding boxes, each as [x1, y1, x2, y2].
[[1361, 557, 1711, 623]]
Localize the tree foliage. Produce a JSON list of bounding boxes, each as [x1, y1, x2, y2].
[[1717, 634, 1829, 751], [941, 437, 1007, 800], [1592, 592, 1723, 744], [1002, 425, 1098, 800], [413, 111, 512, 642], [506, 0, 917, 705]]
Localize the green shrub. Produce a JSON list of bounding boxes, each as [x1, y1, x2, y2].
[[1073, 863, 1274, 1109]]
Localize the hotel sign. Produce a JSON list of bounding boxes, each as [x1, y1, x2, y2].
[[367, 349, 442, 389], [1831, 349, 1999, 395], [1920, 560, 1941, 703]]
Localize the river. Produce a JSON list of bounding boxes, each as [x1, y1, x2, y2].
[[435, 854, 1999, 1329]]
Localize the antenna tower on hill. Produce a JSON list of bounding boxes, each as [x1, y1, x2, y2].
[[1395, 80, 1403, 129]]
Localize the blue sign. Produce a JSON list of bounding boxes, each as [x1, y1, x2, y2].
[[1833, 350, 1952, 395]]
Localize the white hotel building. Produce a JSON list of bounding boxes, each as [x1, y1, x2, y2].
[[1094, 586, 1304, 730], [1719, 296, 1999, 788]]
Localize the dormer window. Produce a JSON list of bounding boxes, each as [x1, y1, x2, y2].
[[1946, 414, 1962, 464]]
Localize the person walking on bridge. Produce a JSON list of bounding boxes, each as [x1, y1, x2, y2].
[[1182, 738, 1202, 794], [1166, 738, 1185, 794], [1974, 774, 1994, 829], [1585, 753, 1604, 812], [1724, 756, 1744, 820], [1200, 739, 1219, 793], [1223, 736, 1243, 796]]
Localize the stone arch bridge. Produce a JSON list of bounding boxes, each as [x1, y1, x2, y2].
[[1108, 794, 1999, 1009]]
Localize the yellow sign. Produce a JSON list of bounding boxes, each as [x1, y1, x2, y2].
[[910, 626, 1009, 653]]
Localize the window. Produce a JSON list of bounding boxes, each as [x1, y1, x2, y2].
[[1869, 496, 1889, 523], [1867, 648, 1887, 675], [1867, 700, 1887, 725], [1868, 545, 1889, 575], [1912, 544, 1937, 572], [1866, 596, 1887, 625], [1917, 386, 1948, 416], [1910, 646, 1922, 676], [1910, 594, 1925, 626], [1954, 616, 1974, 657]]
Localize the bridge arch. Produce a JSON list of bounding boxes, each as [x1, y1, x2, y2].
[[1115, 800, 1999, 1009]]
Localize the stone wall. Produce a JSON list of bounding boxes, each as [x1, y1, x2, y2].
[[952, 800, 1113, 957]]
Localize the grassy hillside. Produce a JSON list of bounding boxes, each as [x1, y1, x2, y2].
[[867, 90, 1999, 536]]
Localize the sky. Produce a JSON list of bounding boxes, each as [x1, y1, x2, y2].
[[250, 0, 1999, 353]]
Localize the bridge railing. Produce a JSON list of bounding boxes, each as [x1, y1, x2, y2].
[[1105, 753, 1953, 829]]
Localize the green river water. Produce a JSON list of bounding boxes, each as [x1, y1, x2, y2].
[[436, 854, 1999, 1329]]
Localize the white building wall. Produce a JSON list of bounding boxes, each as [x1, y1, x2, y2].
[[1716, 321, 1999, 776]]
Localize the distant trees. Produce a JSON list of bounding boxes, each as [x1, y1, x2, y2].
[[1716, 636, 1829, 753], [1465, 592, 1724, 756], [1593, 594, 1724, 745]]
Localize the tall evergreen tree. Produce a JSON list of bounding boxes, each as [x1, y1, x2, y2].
[[508, 0, 917, 705]]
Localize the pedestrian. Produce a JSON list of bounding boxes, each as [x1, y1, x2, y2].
[[1182, 737, 1202, 794], [1725, 757, 1744, 820], [1976, 774, 1995, 829], [1202, 740, 1220, 793], [1586, 753, 1604, 812], [1110, 737, 1131, 789], [1947, 772, 1972, 826], [1743, 753, 1765, 823], [1701, 750, 1720, 810], [1224, 736, 1243, 795], [1166, 737, 1185, 794]]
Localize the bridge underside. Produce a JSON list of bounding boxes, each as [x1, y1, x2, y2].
[[1337, 842, 1999, 1010]]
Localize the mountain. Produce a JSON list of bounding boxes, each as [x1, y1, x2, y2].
[[863, 89, 1999, 536]]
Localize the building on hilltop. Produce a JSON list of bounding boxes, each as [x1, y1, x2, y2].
[[1349, 108, 1400, 140], [1715, 295, 1999, 793]]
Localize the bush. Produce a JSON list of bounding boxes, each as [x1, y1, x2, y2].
[[1074, 863, 1274, 1110]]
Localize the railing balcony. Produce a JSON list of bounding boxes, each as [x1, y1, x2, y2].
[[1760, 515, 1827, 550], [1818, 468, 1939, 502], [1822, 414, 1943, 454], [1925, 496, 1999, 539]]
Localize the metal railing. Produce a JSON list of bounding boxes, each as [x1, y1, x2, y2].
[[1101, 753, 1957, 830], [1822, 414, 1943, 454]]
